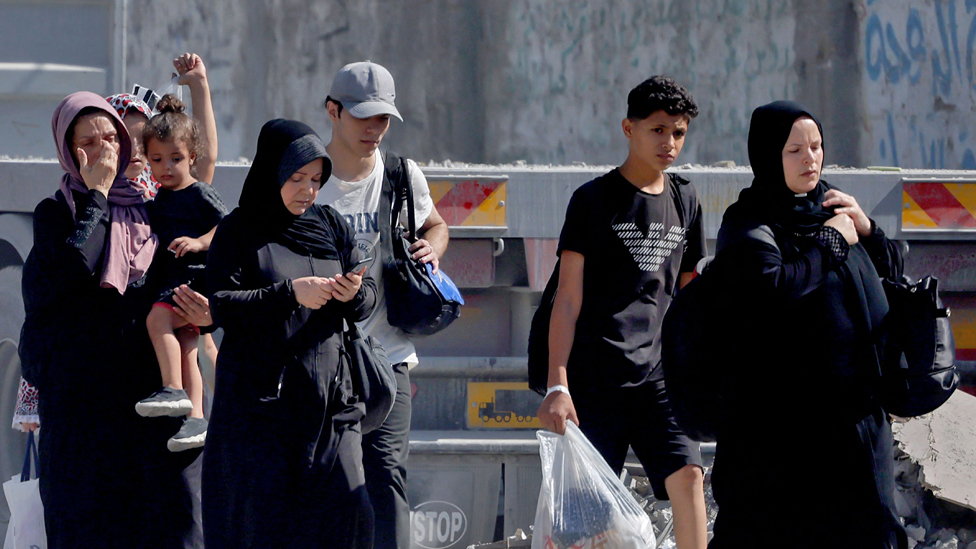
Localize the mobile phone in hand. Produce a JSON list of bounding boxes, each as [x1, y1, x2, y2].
[[347, 256, 372, 274]]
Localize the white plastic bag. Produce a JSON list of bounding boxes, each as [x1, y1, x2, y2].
[[3, 432, 46, 549], [531, 422, 655, 549], [154, 75, 183, 103]]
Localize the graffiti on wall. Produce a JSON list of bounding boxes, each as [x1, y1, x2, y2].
[[488, 0, 798, 165], [863, 0, 976, 169]]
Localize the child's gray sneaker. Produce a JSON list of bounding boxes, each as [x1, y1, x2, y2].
[[135, 387, 193, 417], [167, 417, 208, 452]]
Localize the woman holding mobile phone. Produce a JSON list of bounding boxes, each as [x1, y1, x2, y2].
[[202, 119, 376, 548]]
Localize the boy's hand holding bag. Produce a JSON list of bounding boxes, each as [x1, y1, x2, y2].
[[379, 153, 463, 336], [532, 422, 656, 549]]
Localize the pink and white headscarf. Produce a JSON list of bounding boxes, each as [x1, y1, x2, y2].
[[106, 92, 160, 197]]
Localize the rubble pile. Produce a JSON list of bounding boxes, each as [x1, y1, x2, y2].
[[894, 450, 976, 549], [622, 467, 719, 548], [893, 392, 976, 548], [619, 448, 975, 549]]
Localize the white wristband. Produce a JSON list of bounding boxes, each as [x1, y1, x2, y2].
[[546, 384, 570, 398]]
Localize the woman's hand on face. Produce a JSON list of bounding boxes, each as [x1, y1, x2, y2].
[[330, 266, 366, 302], [825, 213, 859, 245], [823, 189, 872, 237], [172, 285, 214, 327], [77, 141, 119, 197], [293, 276, 335, 309]]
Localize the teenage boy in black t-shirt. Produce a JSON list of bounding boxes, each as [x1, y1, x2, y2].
[[538, 76, 708, 549]]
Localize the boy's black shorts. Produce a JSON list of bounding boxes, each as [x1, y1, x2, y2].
[[573, 377, 702, 501]]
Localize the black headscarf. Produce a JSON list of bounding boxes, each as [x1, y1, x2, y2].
[[239, 119, 335, 258], [736, 100, 833, 235]]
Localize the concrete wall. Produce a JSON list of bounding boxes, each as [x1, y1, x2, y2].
[[122, 0, 486, 164], [1, 0, 975, 169], [481, 0, 798, 165], [860, 0, 976, 170], [0, 0, 119, 159], [119, 0, 801, 166]]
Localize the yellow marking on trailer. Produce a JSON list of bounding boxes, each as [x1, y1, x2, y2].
[[467, 382, 542, 429], [461, 183, 507, 227], [944, 184, 976, 217], [951, 308, 976, 350], [427, 181, 453, 204], [902, 190, 939, 229]]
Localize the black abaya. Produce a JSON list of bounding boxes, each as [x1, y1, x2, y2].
[[22, 189, 201, 548], [707, 102, 907, 548], [202, 120, 376, 548], [203, 206, 376, 548]]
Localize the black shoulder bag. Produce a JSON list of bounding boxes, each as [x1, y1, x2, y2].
[[341, 319, 396, 434], [880, 275, 959, 417], [379, 152, 463, 336]]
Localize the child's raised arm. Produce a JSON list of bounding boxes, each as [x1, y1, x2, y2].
[[175, 53, 218, 185]]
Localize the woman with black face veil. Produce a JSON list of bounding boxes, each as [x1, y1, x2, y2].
[[707, 102, 907, 548], [202, 119, 376, 548]]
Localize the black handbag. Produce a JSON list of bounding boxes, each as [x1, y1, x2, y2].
[[881, 275, 959, 417], [341, 320, 396, 434], [527, 260, 560, 396], [660, 260, 739, 442], [379, 153, 463, 336]]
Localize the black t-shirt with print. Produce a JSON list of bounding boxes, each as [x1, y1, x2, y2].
[[558, 169, 705, 388]]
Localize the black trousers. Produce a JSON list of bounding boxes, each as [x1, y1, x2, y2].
[[362, 361, 412, 549], [573, 378, 702, 501]]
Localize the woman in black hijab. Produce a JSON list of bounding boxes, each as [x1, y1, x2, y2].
[[708, 102, 906, 548], [202, 119, 376, 548]]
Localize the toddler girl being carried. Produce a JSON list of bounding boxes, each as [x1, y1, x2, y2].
[[135, 94, 227, 452]]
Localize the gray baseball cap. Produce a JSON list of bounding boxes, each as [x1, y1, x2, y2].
[[328, 61, 403, 121]]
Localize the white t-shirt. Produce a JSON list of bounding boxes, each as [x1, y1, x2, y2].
[[316, 150, 434, 366]]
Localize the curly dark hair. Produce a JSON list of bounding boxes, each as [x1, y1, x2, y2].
[[142, 94, 205, 164], [627, 75, 699, 121]]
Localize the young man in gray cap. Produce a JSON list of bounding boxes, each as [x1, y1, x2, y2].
[[317, 60, 449, 549]]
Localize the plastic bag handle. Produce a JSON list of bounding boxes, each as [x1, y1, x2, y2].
[[20, 431, 38, 482]]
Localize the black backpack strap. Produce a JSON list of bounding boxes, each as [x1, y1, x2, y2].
[[381, 151, 399, 229], [381, 151, 417, 240], [379, 152, 399, 267], [668, 172, 697, 231], [404, 165, 417, 239]]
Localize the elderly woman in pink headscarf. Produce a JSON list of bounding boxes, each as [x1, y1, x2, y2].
[[19, 91, 204, 548]]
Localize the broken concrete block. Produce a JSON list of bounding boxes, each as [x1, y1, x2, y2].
[[892, 391, 976, 512], [633, 477, 651, 498], [937, 528, 958, 543], [465, 528, 531, 549], [935, 537, 960, 549], [906, 525, 926, 541], [896, 486, 924, 518], [895, 455, 922, 485]]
